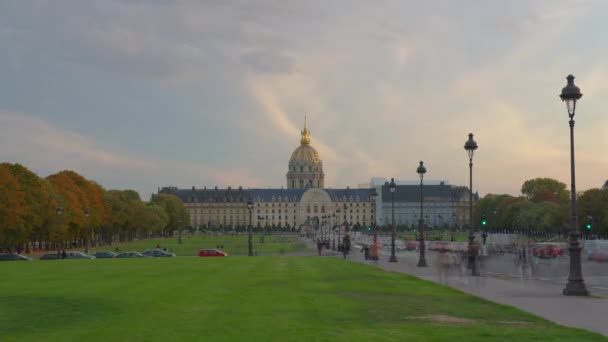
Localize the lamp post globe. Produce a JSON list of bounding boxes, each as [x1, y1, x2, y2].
[[247, 200, 254, 256], [416, 161, 428, 267], [370, 188, 378, 245], [84, 207, 90, 254], [560, 74, 588, 296], [464, 133, 480, 276], [388, 178, 397, 262]]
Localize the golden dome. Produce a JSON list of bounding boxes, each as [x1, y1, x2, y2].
[[290, 116, 321, 164], [290, 144, 321, 163]]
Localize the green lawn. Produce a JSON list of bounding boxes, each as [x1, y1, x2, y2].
[[86, 234, 309, 256], [0, 257, 604, 341]]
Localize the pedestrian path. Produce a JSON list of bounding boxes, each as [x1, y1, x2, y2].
[[345, 244, 608, 337]]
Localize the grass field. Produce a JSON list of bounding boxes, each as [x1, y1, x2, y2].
[[0, 257, 604, 341], [85, 234, 309, 257]]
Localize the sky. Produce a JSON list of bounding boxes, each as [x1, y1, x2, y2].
[[1, 0, 608, 201]]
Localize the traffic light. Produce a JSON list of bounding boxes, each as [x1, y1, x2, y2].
[[586, 216, 592, 230], [367, 226, 372, 231], [481, 214, 487, 227]]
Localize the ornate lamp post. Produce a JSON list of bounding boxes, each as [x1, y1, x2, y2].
[[464, 133, 479, 276], [336, 208, 341, 246], [247, 200, 254, 256], [332, 214, 336, 250], [84, 207, 90, 254], [416, 162, 428, 267], [388, 178, 397, 262], [560, 74, 588, 296], [178, 219, 183, 245], [371, 188, 378, 245], [57, 205, 63, 250]]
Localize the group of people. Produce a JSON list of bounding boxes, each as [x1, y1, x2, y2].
[[56, 250, 67, 259], [317, 235, 352, 259]]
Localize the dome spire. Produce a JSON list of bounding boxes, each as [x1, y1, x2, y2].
[[300, 115, 311, 145]]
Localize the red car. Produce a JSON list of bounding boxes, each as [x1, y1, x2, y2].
[[198, 249, 228, 257], [588, 250, 608, 262]]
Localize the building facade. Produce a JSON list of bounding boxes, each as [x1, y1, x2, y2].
[[374, 181, 475, 229], [157, 119, 475, 232]]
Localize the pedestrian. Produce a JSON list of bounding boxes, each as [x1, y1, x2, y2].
[[342, 235, 351, 259], [56, 250, 61, 259], [436, 242, 449, 284], [61, 250, 67, 259], [360, 244, 369, 260], [317, 239, 323, 256]]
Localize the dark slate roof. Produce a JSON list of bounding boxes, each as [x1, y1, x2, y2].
[[157, 186, 376, 203], [380, 183, 473, 202], [157, 186, 248, 203], [326, 188, 375, 202], [248, 189, 306, 202]]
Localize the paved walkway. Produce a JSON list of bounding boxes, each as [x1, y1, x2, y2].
[[342, 243, 608, 337]]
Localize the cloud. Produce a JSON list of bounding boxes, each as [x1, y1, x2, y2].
[[2, 1, 608, 198], [0, 111, 265, 199]]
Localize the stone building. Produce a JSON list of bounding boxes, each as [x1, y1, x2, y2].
[[374, 181, 475, 229], [156, 118, 475, 232]]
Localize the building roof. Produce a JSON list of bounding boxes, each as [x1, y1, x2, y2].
[[157, 186, 376, 203], [380, 182, 473, 202]]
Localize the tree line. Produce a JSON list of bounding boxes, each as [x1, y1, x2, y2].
[[0, 163, 189, 253], [474, 177, 608, 237]]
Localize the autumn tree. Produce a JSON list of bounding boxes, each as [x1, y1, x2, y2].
[[0, 165, 29, 252], [521, 178, 569, 204], [150, 194, 190, 235]]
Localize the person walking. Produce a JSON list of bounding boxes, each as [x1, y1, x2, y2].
[[342, 235, 351, 259], [360, 244, 369, 260]]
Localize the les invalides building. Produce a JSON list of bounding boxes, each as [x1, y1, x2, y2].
[[157, 120, 376, 232], [157, 119, 474, 231]]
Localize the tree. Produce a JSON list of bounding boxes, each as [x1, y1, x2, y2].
[[2, 163, 51, 251], [0, 165, 29, 251], [150, 194, 190, 235], [521, 178, 569, 204], [577, 188, 608, 235]]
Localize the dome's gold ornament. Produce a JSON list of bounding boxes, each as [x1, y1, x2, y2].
[[300, 115, 311, 145]]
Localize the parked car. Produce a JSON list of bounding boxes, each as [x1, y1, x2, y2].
[[116, 251, 145, 258], [65, 251, 95, 259], [142, 249, 175, 257], [588, 250, 608, 262], [40, 253, 60, 260], [0, 253, 32, 261], [532, 243, 565, 259], [198, 249, 228, 257], [94, 250, 118, 259]]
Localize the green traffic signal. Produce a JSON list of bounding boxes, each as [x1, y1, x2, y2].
[[482, 220, 487, 226], [586, 223, 592, 230]]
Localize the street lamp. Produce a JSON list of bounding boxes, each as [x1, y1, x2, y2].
[[451, 212, 456, 242], [247, 200, 253, 256], [388, 178, 397, 262], [84, 207, 90, 254], [331, 213, 336, 250], [464, 132, 479, 276], [370, 188, 378, 246], [560, 74, 588, 296], [178, 219, 182, 245], [416, 162, 428, 267]]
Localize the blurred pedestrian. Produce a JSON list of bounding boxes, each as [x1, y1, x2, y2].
[[360, 244, 369, 260]]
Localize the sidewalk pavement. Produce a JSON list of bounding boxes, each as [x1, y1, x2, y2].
[[346, 244, 608, 337]]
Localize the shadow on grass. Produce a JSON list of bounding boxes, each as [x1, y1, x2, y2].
[[0, 295, 119, 335]]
